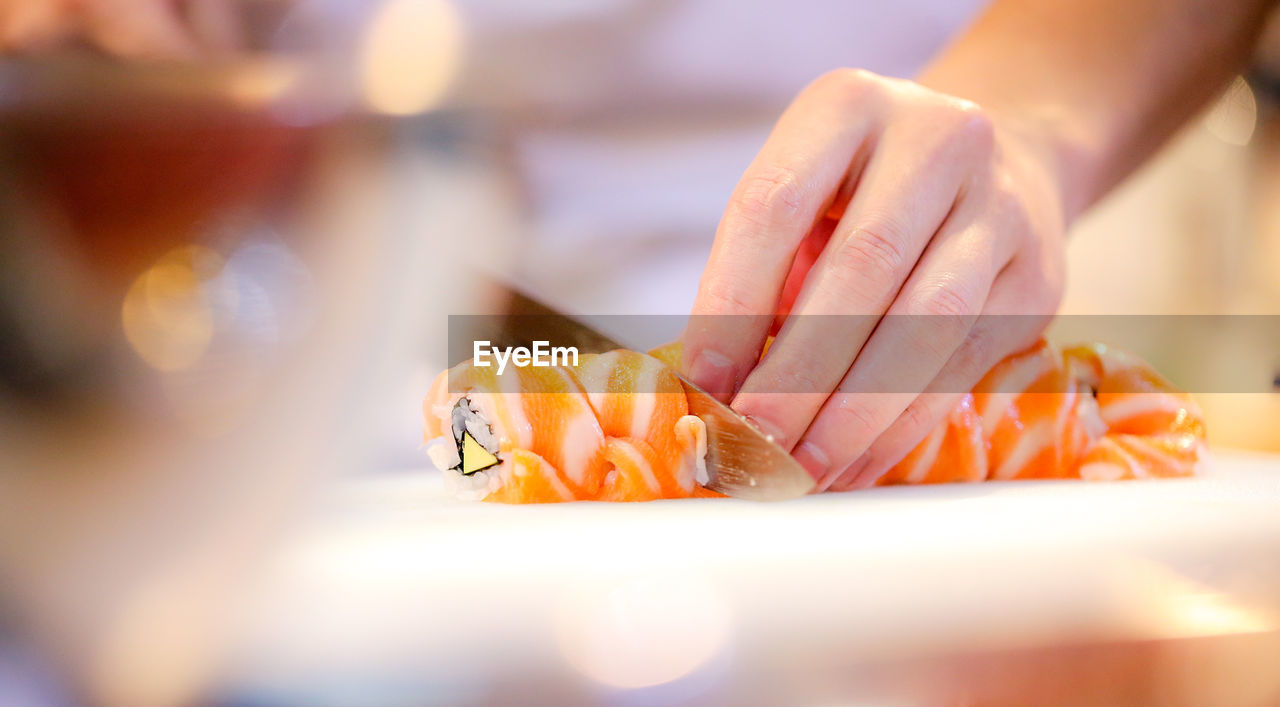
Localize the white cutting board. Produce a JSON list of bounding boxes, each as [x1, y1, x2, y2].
[[224, 450, 1280, 704]]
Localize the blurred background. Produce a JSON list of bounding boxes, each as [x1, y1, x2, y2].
[[0, 0, 1277, 705]]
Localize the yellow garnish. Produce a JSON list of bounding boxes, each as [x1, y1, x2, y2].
[[461, 431, 499, 475]]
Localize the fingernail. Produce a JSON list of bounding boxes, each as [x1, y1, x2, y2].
[[745, 415, 788, 448], [793, 442, 830, 482], [688, 349, 735, 397]]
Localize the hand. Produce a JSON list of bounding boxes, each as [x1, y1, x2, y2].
[[682, 68, 1067, 491], [0, 0, 242, 59]]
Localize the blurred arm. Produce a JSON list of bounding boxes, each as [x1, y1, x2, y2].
[[920, 0, 1277, 220]]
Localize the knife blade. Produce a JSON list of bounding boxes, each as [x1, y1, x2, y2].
[[676, 377, 817, 500], [466, 285, 816, 500]]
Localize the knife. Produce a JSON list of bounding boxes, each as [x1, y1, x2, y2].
[[459, 285, 816, 501]]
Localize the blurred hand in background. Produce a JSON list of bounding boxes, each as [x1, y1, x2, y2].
[[0, 0, 244, 58]]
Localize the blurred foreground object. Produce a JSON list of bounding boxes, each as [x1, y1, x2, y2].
[[0, 3, 491, 702], [0, 0, 278, 59], [0, 55, 314, 399], [0, 50, 348, 707]]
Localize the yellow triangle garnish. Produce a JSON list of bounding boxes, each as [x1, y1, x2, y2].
[[461, 431, 499, 475]]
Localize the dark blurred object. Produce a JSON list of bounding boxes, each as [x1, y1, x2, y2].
[[0, 57, 312, 285], [0, 55, 324, 401], [0, 4, 480, 705], [1253, 6, 1280, 98], [0, 0, 394, 402]]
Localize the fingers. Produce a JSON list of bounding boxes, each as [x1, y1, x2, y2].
[[685, 67, 1066, 492], [827, 254, 1058, 490], [729, 94, 993, 452], [791, 206, 1006, 486], [824, 179, 1064, 490], [683, 69, 880, 399], [825, 390, 966, 491]]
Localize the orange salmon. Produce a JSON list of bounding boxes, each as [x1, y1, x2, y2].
[[424, 339, 1204, 502], [424, 349, 713, 502]]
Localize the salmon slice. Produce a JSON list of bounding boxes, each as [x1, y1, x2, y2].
[[596, 438, 666, 502], [483, 449, 577, 504], [877, 394, 988, 485], [425, 348, 716, 502], [425, 361, 610, 497], [424, 338, 1205, 502], [971, 341, 1094, 480], [1065, 343, 1206, 437], [648, 341, 682, 370], [576, 351, 693, 485], [1075, 433, 1202, 481]]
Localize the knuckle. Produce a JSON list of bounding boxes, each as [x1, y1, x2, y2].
[[906, 278, 978, 320], [929, 101, 995, 161], [899, 399, 936, 434], [700, 280, 758, 316], [833, 218, 908, 280], [816, 67, 875, 95], [810, 68, 885, 111], [782, 367, 827, 396], [954, 105, 996, 152], [826, 396, 885, 441], [731, 166, 807, 230], [951, 330, 994, 378], [755, 357, 828, 396]]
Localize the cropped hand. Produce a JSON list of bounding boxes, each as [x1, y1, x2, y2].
[[683, 69, 1067, 490]]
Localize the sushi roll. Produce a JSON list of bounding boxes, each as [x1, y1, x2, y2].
[[865, 339, 1205, 487], [1063, 342, 1206, 481], [423, 349, 714, 503], [424, 338, 1206, 502], [659, 338, 1204, 489]]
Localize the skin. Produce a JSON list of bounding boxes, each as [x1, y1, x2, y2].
[[683, 0, 1278, 490], [1, 0, 1273, 493], [0, 0, 242, 58], [0, 3, 1271, 701]]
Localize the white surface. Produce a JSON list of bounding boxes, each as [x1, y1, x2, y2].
[[224, 450, 1280, 704]]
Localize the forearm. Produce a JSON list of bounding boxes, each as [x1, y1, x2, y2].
[[919, 0, 1275, 221]]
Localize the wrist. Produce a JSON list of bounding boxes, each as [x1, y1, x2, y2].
[[988, 104, 1101, 226], [916, 69, 1102, 225]]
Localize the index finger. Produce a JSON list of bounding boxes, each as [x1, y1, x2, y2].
[[682, 69, 879, 399]]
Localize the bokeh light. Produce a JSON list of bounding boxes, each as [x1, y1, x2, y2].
[[121, 246, 224, 372], [360, 0, 464, 116], [119, 237, 317, 436], [556, 571, 731, 690]]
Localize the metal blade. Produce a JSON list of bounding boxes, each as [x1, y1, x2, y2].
[[678, 378, 816, 501], [498, 289, 627, 354], [477, 283, 816, 500]]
